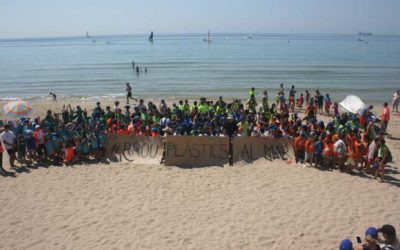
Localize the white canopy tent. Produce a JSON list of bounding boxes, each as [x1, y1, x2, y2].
[[339, 95, 368, 114]]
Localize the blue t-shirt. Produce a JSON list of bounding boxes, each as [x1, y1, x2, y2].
[[82, 142, 90, 155], [45, 141, 55, 155], [314, 141, 323, 155], [25, 135, 36, 150], [91, 139, 99, 150]]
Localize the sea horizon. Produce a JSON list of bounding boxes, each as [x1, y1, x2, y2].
[[2, 31, 400, 41], [1, 32, 399, 103]]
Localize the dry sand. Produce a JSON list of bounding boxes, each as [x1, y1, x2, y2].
[[0, 97, 399, 250]]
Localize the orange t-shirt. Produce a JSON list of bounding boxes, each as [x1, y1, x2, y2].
[[305, 140, 315, 153], [64, 147, 75, 162], [381, 107, 390, 121], [294, 137, 306, 151], [353, 141, 362, 159], [323, 143, 333, 156]]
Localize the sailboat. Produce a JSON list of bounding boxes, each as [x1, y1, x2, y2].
[[203, 30, 212, 43], [86, 31, 90, 38], [148, 31, 154, 42]]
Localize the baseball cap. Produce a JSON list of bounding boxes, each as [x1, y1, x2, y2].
[[365, 227, 378, 239], [339, 239, 353, 250]]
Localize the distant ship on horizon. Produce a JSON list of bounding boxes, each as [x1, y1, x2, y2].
[[86, 31, 90, 38], [358, 32, 373, 36], [203, 30, 212, 43]]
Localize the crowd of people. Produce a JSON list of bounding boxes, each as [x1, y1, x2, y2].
[[339, 224, 400, 250], [0, 84, 394, 182]]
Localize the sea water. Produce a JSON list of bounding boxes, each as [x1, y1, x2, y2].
[[0, 33, 399, 103]]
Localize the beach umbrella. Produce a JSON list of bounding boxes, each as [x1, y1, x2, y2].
[[3, 100, 33, 118]]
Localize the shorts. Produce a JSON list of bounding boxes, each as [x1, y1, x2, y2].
[[305, 152, 314, 162], [6, 149, 14, 155], [127, 91, 132, 98]]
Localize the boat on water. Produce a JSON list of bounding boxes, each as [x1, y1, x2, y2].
[[203, 30, 212, 43], [358, 32, 373, 36], [357, 36, 366, 41], [86, 31, 90, 38], [148, 31, 154, 42], [243, 35, 253, 40]]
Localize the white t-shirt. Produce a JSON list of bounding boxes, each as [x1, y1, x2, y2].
[[334, 139, 346, 153], [0, 131, 16, 150], [393, 92, 400, 101], [380, 238, 400, 250], [368, 141, 377, 160]]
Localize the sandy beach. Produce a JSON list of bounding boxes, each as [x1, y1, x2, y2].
[[0, 97, 399, 250]]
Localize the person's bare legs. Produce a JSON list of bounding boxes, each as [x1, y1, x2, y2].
[[9, 151, 16, 167], [379, 163, 385, 182]]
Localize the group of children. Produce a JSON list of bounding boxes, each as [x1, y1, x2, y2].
[[0, 85, 392, 182]]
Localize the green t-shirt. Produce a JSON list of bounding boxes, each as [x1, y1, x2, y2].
[[238, 121, 250, 136]]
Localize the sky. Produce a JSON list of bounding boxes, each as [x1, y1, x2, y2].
[[1, 0, 400, 38]]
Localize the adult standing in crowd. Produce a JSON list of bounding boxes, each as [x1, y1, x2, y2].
[[0, 125, 16, 168], [378, 224, 400, 250]]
